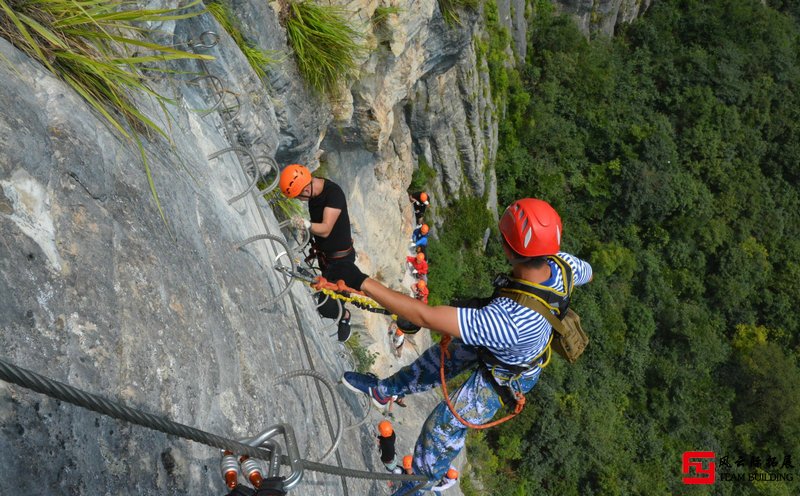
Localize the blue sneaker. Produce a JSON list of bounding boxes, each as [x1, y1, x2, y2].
[[342, 371, 396, 410]]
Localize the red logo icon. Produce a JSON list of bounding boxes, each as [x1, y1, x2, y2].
[[682, 451, 716, 484]]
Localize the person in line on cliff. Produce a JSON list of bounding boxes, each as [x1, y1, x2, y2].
[[377, 420, 399, 472], [411, 279, 429, 304], [409, 192, 430, 225], [279, 164, 365, 342], [338, 198, 593, 495], [391, 325, 406, 358], [406, 252, 429, 281], [431, 468, 459, 492], [409, 224, 430, 253]]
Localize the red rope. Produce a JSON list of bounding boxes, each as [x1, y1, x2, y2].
[[438, 337, 525, 429], [311, 276, 366, 296]]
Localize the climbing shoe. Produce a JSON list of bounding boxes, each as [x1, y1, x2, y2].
[[342, 371, 396, 409], [337, 318, 352, 342]]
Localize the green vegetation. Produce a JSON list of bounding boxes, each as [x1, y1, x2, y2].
[[206, 1, 277, 79], [438, 0, 479, 26], [285, 1, 365, 96], [372, 5, 402, 29], [457, 0, 800, 494], [346, 332, 377, 373], [0, 0, 211, 226], [409, 155, 437, 192]]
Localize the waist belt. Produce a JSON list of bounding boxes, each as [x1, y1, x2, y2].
[[326, 245, 354, 260], [478, 366, 517, 409]]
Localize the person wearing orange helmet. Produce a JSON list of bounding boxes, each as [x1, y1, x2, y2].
[[392, 326, 405, 357], [411, 279, 428, 304], [279, 164, 369, 343], [409, 224, 430, 254], [376, 420, 398, 472], [405, 251, 429, 279], [408, 191, 430, 224], [341, 198, 593, 495], [401, 455, 414, 475], [431, 467, 459, 492]]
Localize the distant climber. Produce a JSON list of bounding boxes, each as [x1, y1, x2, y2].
[[406, 252, 429, 280], [431, 468, 459, 492], [340, 198, 593, 495], [377, 420, 398, 472], [409, 192, 430, 225], [279, 164, 368, 342], [401, 455, 413, 475], [411, 280, 428, 304], [409, 224, 430, 252], [391, 326, 405, 358]]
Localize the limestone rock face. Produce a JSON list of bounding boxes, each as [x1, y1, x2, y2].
[[553, 0, 652, 36], [0, 1, 648, 494]]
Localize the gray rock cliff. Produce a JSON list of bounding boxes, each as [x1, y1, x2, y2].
[[1, 0, 648, 494]]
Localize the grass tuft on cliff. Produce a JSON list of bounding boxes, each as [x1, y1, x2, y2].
[[207, 1, 278, 79], [438, 0, 478, 26], [285, 1, 364, 96], [0, 0, 212, 227]]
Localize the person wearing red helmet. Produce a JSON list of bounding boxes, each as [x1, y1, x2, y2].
[[341, 198, 592, 495], [279, 164, 369, 342]]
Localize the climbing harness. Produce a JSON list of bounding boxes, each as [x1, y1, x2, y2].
[[437, 336, 527, 430], [436, 256, 579, 429]]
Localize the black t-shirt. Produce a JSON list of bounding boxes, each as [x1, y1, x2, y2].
[[309, 179, 352, 254], [410, 192, 427, 217], [377, 432, 396, 463]]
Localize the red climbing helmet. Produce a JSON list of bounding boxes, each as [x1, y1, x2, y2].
[[378, 420, 394, 437], [499, 198, 562, 257], [279, 164, 312, 198]]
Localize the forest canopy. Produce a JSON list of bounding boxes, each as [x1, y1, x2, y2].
[[427, 1, 800, 494]]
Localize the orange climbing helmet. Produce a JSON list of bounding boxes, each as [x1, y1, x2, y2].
[[378, 420, 393, 437], [416, 253, 425, 262], [395, 328, 404, 336], [446, 468, 459, 479], [420, 192, 428, 203], [279, 164, 312, 198], [420, 224, 429, 235], [499, 198, 562, 258], [402, 455, 413, 470], [416, 280, 427, 289]]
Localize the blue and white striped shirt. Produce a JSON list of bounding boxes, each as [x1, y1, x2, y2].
[[458, 252, 593, 379]]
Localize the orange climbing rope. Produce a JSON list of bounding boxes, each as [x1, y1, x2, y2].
[[438, 335, 526, 429]]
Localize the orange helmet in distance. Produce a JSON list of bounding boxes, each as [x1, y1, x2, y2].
[[416, 253, 425, 262], [420, 192, 428, 202], [416, 280, 427, 289], [395, 328, 404, 336], [279, 164, 311, 198], [402, 455, 413, 470], [446, 468, 459, 479], [378, 420, 393, 437], [420, 224, 429, 234]]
